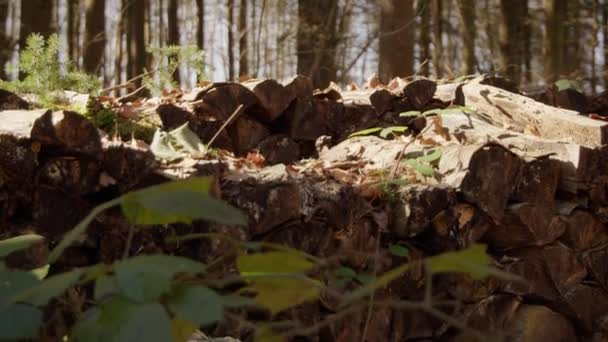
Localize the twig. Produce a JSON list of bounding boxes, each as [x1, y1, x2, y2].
[[116, 84, 147, 102], [360, 230, 382, 342], [207, 104, 245, 148], [388, 120, 437, 180], [122, 224, 135, 260], [101, 67, 161, 94]]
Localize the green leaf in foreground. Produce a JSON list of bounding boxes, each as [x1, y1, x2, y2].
[[114, 254, 206, 303], [388, 244, 410, 258], [121, 177, 247, 226], [167, 285, 223, 326], [379, 126, 408, 139], [402, 159, 435, 176], [428, 244, 521, 281], [399, 110, 421, 117], [334, 267, 357, 279], [13, 268, 84, 306], [255, 326, 285, 342], [243, 277, 320, 315], [0, 271, 39, 305], [0, 234, 44, 258], [417, 148, 442, 164], [0, 304, 43, 339], [237, 251, 314, 276], [347, 127, 383, 138]]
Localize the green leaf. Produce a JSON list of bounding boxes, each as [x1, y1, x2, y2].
[[150, 130, 182, 160], [334, 267, 357, 279], [118, 302, 172, 342], [388, 244, 410, 258], [0, 234, 44, 258], [0, 304, 43, 339], [355, 273, 376, 286], [399, 110, 421, 117], [114, 254, 206, 303], [77, 297, 173, 342], [428, 244, 519, 280], [244, 277, 320, 315], [385, 178, 409, 186], [417, 148, 442, 164], [347, 127, 383, 138], [14, 268, 83, 306], [120, 177, 247, 226], [403, 159, 435, 176], [94, 275, 120, 301], [237, 251, 314, 276], [0, 271, 40, 306], [167, 285, 223, 326], [555, 79, 580, 92], [222, 294, 256, 308], [255, 326, 285, 342], [30, 265, 50, 280], [169, 123, 205, 153], [379, 126, 408, 139], [170, 318, 198, 342]]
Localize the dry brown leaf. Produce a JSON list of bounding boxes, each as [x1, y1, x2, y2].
[[245, 151, 266, 167]]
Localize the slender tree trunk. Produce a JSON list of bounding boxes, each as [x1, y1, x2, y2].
[[227, 0, 235, 80], [20, 0, 56, 44], [592, 0, 600, 94], [297, 0, 339, 88], [238, 0, 248, 76], [457, 0, 476, 75], [168, 0, 180, 84], [604, 0, 608, 88], [431, 0, 443, 78], [418, 0, 431, 76], [68, 0, 80, 62], [83, 0, 105, 74], [127, 0, 147, 89], [522, 1, 531, 83], [499, 0, 525, 84], [544, 0, 567, 82], [196, 0, 205, 49], [378, 0, 414, 82], [0, 0, 9, 79]]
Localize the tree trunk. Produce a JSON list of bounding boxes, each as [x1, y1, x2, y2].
[[522, 1, 531, 83], [544, 0, 567, 82], [126, 0, 147, 90], [431, 0, 443, 78], [418, 0, 431, 76], [378, 0, 414, 83], [196, 0, 204, 50], [227, 0, 235, 80], [168, 0, 180, 84], [457, 0, 476, 75], [297, 0, 339, 89], [67, 0, 81, 65], [0, 0, 9, 79], [592, 0, 600, 94], [238, 0, 248, 76], [83, 0, 105, 74], [499, 0, 525, 84], [604, 1, 608, 88], [20, 0, 56, 45]]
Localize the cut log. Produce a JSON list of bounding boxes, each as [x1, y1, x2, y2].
[[37, 157, 101, 195], [542, 84, 588, 113], [256, 134, 300, 165], [340, 89, 399, 116], [242, 79, 292, 121], [389, 77, 437, 110], [461, 77, 608, 147], [433, 82, 464, 106], [281, 74, 313, 100], [229, 115, 270, 155], [439, 143, 522, 221], [194, 83, 267, 122], [0, 109, 49, 137], [0, 89, 30, 110]]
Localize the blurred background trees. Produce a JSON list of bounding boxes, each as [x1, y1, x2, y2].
[[0, 0, 607, 93]]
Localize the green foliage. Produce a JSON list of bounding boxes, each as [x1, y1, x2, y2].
[[0, 173, 520, 341], [0, 34, 100, 100], [348, 126, 408, 139], [150, 123, 207, 160], [402, 148, 442, 177], [143, 45, 206, 96], [555, 79, 581, 92], [400, 105, 476, 118]]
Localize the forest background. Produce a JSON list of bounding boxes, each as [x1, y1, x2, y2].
[[0, 0, 601, 94]]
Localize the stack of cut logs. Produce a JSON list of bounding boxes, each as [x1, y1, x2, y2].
[[3, 74, 608, 340]]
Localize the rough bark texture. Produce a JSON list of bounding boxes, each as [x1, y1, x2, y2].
[[297, 0, 339, 89], [227, 0, 235, 80], [238, 0, 248, 76], [457, 0, 476, 75], [126, 0, 147, 92], [431, 0, 443, 78], [544, 0, 567, 82], [196, 0, 205, 50], [83, 0, 105, 74], [378, 0, 414, 83], [499, 0, 526, 84]]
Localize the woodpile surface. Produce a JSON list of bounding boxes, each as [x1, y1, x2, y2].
[[3, 74, 608, 341]]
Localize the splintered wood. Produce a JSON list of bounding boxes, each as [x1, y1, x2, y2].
[[3, 74, 608, 340]]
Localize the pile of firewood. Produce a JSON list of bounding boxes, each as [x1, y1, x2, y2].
[[2, 74, 608, 341]]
